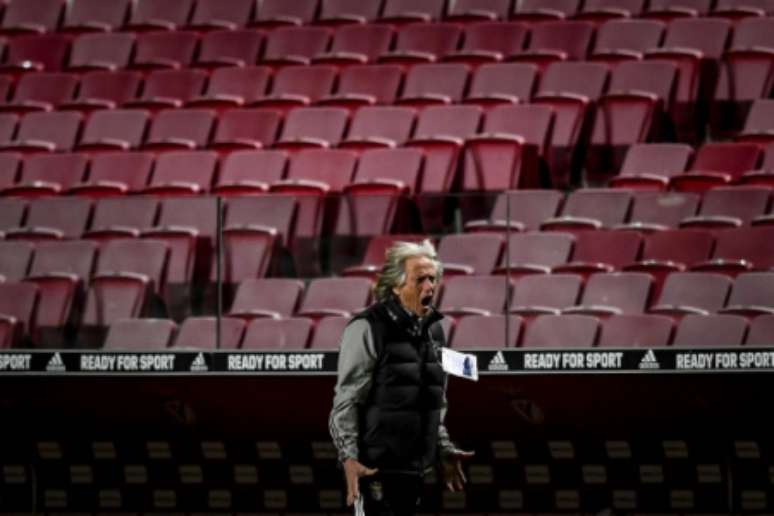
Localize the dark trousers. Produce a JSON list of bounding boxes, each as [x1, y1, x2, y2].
[[360, 473, 423, 516]]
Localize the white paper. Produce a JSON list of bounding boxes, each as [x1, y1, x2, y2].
[[354, 495, 365, 516], [441, 347, 479, 381]]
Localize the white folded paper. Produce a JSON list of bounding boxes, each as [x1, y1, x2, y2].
[[441, 347, 479, 381]]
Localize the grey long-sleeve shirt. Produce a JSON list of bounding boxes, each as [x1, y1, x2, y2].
[[328, 318, 456, 465]]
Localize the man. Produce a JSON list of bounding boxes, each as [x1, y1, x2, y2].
[[329, 240, 473, 516]]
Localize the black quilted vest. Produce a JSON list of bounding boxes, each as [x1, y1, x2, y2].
[[353, 296, 446, 475]]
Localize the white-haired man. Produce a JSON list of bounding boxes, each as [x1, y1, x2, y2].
[[329, 240, 473, 516]]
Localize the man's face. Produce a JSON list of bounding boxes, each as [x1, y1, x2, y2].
[[393, 255, 438, 316]]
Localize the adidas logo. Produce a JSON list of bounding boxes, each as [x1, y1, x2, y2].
[[46, 352, 66, 372], [190, 353, 208, 372], [638, 349, 660, 370], [487, 350, 509, 371]]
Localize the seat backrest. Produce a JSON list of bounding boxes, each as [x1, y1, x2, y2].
[[6, 34, 70, 71], [270, 65, 338, 103], [640, 229, 714, 266], [219, 150, 288, 187], [17, 111, 82, 151], [255, 0, 319, 25], [628, 192, 700, 229], [0, 199, 27, 233], [263, 26, 332, 61], [731, 16, 774, 50], [65, 0, 131, 30], [402, 63, 470, 103], [190, 0, 255, 27], [655, 272, 732, 312], [280, 107, 349, 146], [11, 72, 78, 105], [450, 314, 522, 349], [328, 24, 394, 61], [29, 240, 97, 280], [526, 20, 595, 60], [75, 70, 142, 105], [382, 0, 446, 20], [569, 231, 642, 268], [742, 99, 774, 135], [461, 21, 528, 56], [514, 0, 581, 16], [560, 189, 633, 228], [70, 33, 136, 70], [0, 241, 34, 281], [172, 316, 245, 349], [139, 69, 208, 103], [593, 19, 665, 55], [320, 0, 382, 22], [711, 227, 774, 269], [511, 273, 582, 311], [393, 22, 462, 58], [150, 150, 218, 191], [727, 272, 774, 309], [87, 151, 155, 192], [672, 314, 747, 347], [413, 104, 482, 139], [489, 190, 564, 231], [25, 198, 92, 238], [469, 63, 539, 104], [242, 317, 314, 350], [582, 0, 646, 16], [438, 233, 504, 274], [482, 103, 554, 154], [3, 0, 65, 32], [522, 314, 600, 348], [80, 109, 149, 149], [504, 232, 575, 269], [577, 272, 653, 314], [156, 197, 219, 238], [20, 152, 88, 191], [607, 61, 676, 103], [661, 18, 731, 60], [286, 149, 358, 192], [696, 186, 770, 225], [97, 239, 169, 288], [90, 196, 159, 232], [300, 278, 372, 314], [449, 0, 512, 18], [198, 30, 264, 67], [103, 318, 177, 350], [146, 108, 216, 148], [129, 0, 194, 28], [0, 282, 39, 335], [439, 275, 509, 314], [354, 148, 424, 194], [224, 195, 296, 244], [134, 31, 199, 67], [620, 143, 694, 179], [598, 314, 673, 347], [309, 316, 350, 350], [538, 61, 609, 101], [336, 64, 404, 105], [214, 108, 282, 147], [746, 314, 774, 346], [346, 106, 416, 146], [691, 143, 761, 177], [229, 278, 305, 318]]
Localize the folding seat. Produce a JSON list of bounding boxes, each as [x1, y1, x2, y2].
[[597, 314, 674, 347], [125, 0, 194, 32], [623, 229, 714, 291], [508, 273, 582, 316], [228, 279, 305, 320], [552, 230, 643, 276], [0, 282, 39, 347], [531, 61, 609, 188], [444, 22, 529, 66], [746, 314, 774, 346], [317, 64, 404, 109], [5, 197, 92, 241], [0, 114, 17, 144], [642, 0, 712, 22], [461, 104, 552, 199], [619, 192, 700, 233], [0, 198, 27, 234], [692, 226, 774, 275], [125, 69, 208, 111], [379, 0, 447, 24], [680, 186, 771, 229], [671, 314, 748, 347], [339, 106, 416, 150], [574, 0, 647, 24], [61, 0, 131, 33], [521, 314, 599, 348], [309, 316, 350, 349], [25, 240, 98, 346], [340, 234, 429, 277], [379, 23, 463, 66], [317, 0, 383, 25], [242, 317, 314, 350], [711, 18, 774, 137], [213, 150, 288, 195], [1, 152, 88, 197], [465, 189, 564, 233], [510, 0, 581, 22], [450, 314, 523, 348], [0, 72, 79, 115], [737, 99, 774, 147], [79, 239, 169, 347], [644, 18, 732, 143], [669, 143, 762, 192], [0, 241, 33, 281], [313, 24, 395, 66], [511, 20, 595, 69], [141, 151, 218, 196], [649, 272, 732, 317], [741, 143, 774, 189], [711, 0, 774, 19], [296, 277, 372, 318], [334, 147, 423, 237], [437, 233, 504, 275], [590, 19, 666, 66], [446, 0, 511, 21], [609, 143, 694, 191], [542, 189, 633, 233], [83, 196, 159, 242], [463, 63, 538, 107], [187, 0, 255, 31], [274, 107, 349, 150], [438, 275, 509, 317], [217, 196, 297, 286], [584, 61, 678, 184], [59, 71, 143, 113], [207, 107, 276, 153], [564, 272, 653, 317], [254, 66, 338, 111], [103, 318, 177, 350], [0, 153, 21, 190], [720, 272, 774, 317], [66, 33, 136, 74], [194, 30, 263, 70], [261, 26, 333, 67], [143, 109, 216, 152], [130, 31, 200, 71], [0, 0, 65, 35], [1, 34, 70, 73], [252, 0, 319, 28], [171, 317, 245, 350], [1, 111, 82, 153], [75, 109, 149, 154], [496, 232, 576, 276], [188, 68, 273, 112], [70, 152, 155, 198], [398, 63, 470, 108]]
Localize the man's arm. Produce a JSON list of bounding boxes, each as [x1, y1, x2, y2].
[[329, 318, 377, 462]]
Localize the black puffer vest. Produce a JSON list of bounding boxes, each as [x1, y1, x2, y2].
[[353, 296, 446, 475]]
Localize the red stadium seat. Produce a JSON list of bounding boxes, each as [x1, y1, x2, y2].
[[0, 198, 27, 234], [297, 277, 372, 319], [521, 314, 599, 348], [712, 0, 774, 19], [439, 275, 510, 317], [318, 64, 404, 109], [597, 314, 674, 347], [380, 0, 446, 24], [1, 34, 70, 73], [672, 314, 747, 347], [276, 107, 349, 150], [141, 151, 218, 196], [70, 152, 155, 198], [0, 153, 20, 190], [126, 0, 194, 32], [60, 71, 143, 113], [495, 232, 575, 277], [680, 186, 771, 229], [643, 0, 712, 22], [553, 230, 642, 276], [242, 317, 313, 350], [339, 106, 417, 150], [195, 30, 264, 69], [317, 0, 382, 25], [5, 197, 91, 241], [509, 273, 583, 316], [737, 99, 774, 147], [609, 143, 694, 190], [0, 241, 33, 281], [255, 65, 338, 110], [671, 143, 762, 192], [340, 234, 428, 278], [130, 31, 200, 71], [308, 316, 350, 349], [143, 109, 216, 151], [103, 319, 177, 350], [466, 190, 564, 233], [512, 20, 595, 68], [222, 194, 296, 248], [746, 314, 774, 346], [187, 0, 255, 31], [67, 33, 136, 73], [262, 26, 333, 67], [542, 189, 633, 233], [464, 63, 539, 107], [564, 272, 653, 316], [172, 317, 245, 350], [209, 108, 282, 152], [575, 0, 647, 24], [692, 226, 774, 275], [511, 0, 581, 22], [213, 150, 288, 195], [650, 272, 732, 317], [445, 22, 528, 66], [76, 109, 150, 152], [618, 192, 701, 232], [437, 233, 504, 276], [313, 24, 394, 65], [1, 152, 88, 197], [0, 0, 65, 35], [228, 279, 305, 321], [2, 111, 82, 153], [252, 0, 319, 28], [450, 314, 523, 349], [397, 63, 470, 107], [0, 282, 39, 347], [447, 0, 512, 21], [83, 196, 159, 243], [189, 68, 273, 112], [0, 72, 79, 115], [590, 19, 665, 65], [62, 0, 131, 33], [125, 69, 208, 111], [720, 272, 774, 318], [380, 23, 463, 66]]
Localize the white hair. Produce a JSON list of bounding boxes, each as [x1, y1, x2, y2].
[[374, 239, 442, 302]]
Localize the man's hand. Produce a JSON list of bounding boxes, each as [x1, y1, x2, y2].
[[343, 458, 378, 506], [442, 449, 475, 492]]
